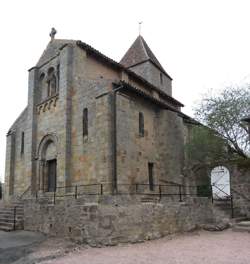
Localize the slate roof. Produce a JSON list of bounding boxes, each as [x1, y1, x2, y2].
[[120, 36, 172, 79]]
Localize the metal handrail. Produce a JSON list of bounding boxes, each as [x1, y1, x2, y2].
[[212, 184, 230, 198], [18, 185, 31, 200], [211, 184, 234, 218], [34, 183, 211, 205]]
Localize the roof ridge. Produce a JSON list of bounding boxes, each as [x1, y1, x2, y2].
[[139, 36, 149, 60], [76, 40, 183, 107], [120, 35, 171, 78], [139, 36, 165, 71]]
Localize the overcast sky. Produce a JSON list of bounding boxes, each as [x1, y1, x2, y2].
[[1, 0, 250, 182]]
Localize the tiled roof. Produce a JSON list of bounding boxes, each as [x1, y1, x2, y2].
[[114, 81, 177, 111], [120, 36, 172, 79], [76, 41, 183, 107], [34, 38, 183, 107], [114, 81, 197, 124]]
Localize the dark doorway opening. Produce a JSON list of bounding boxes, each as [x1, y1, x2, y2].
[[47, 159, 57, 192], [148, 162, 154, 191]]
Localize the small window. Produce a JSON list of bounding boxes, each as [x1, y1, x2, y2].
[[148, 162, 154, 191], [47, 67, 57, 97], [21, 132, 24, 154], [139, 112, 144, 137], [83, 108, 88, 137], [57, 64, 60, 90], [160, 73, 163, 85], [50, 75, 57, 96]]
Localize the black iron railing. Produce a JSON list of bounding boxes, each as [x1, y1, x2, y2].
[[211, 184, 234, 218], [35, 183, 212, 205]]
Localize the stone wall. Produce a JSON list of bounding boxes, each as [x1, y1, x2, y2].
[[231, 164, 250, 217], [4, 108, 28, 197], [115, 92, 185, 187], [4, 40, 187, 199], [129, 61, 172, 95], [24, 196, 214, 246]]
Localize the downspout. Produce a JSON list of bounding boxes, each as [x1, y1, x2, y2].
[[111, 85, 124, 194]]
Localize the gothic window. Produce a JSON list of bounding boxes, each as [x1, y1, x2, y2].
[[139, 112, 144, 137], [83, 108, 88, 137], [21, 132, 24, 154]]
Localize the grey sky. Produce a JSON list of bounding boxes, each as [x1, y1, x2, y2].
[[1, 0, 250, 181]]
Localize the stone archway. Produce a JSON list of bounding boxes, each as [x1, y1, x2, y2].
[[37, 134, 58, 192]]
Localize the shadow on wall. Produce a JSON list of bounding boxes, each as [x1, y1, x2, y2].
[[0, 182, 2, 199]]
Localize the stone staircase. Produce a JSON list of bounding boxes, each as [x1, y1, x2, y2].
[[0, 200, 24, 231], [233, 220, 250, 232], [141, 195, 160, 203]]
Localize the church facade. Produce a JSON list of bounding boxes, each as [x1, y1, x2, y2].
[[4, 31, 190, 199]]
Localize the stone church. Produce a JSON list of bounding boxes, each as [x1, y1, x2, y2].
[[4, 29, 191, 199]]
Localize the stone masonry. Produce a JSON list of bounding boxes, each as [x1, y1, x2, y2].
[[3, 31, 220, 243], [24, 195, 214, 246], [4, 33, 188, 198]]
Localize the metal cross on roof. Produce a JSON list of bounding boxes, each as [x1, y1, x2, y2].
[[139, 22, 143, 36], [50, 27, 57, 40]]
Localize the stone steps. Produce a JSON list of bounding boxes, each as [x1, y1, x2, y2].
[[141, 195, 159, 203], [0, 201, 24, 231], [233, 221, 250, 232]]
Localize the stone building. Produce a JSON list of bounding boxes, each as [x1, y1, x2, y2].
[[4, 30, 191, 199]]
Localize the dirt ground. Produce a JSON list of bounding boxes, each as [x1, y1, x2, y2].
[[9, 229, 250, 264]]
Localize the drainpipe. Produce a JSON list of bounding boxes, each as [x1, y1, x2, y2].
[[111, 85, 124, 194]]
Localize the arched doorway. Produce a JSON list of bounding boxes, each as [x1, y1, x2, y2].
[[37, 134, 58, 192], [211, 166, 230, 199]]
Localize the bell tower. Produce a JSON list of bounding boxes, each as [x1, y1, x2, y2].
[[120, 35, 172, 95]]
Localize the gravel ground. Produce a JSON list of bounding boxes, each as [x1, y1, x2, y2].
[[35, 229, 250, 264]]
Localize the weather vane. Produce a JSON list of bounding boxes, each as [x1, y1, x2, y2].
[[139, 21, 143, 35]]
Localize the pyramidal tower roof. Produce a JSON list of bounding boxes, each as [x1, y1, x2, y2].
[[120, 35, 170, 77]]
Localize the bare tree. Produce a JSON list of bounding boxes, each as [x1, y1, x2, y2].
[[194, 85, 250, 158]]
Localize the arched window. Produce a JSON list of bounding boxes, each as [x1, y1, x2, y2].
[[83, 108, 88, 137], [49, 75, 57, 96], [47, 67, 57, 97], [139, 112, 144, 137]]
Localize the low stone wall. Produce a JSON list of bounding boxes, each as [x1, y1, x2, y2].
[[231, 164, 250, 218], [24, 195, 214, 246], [232, 184, 250, 217]]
